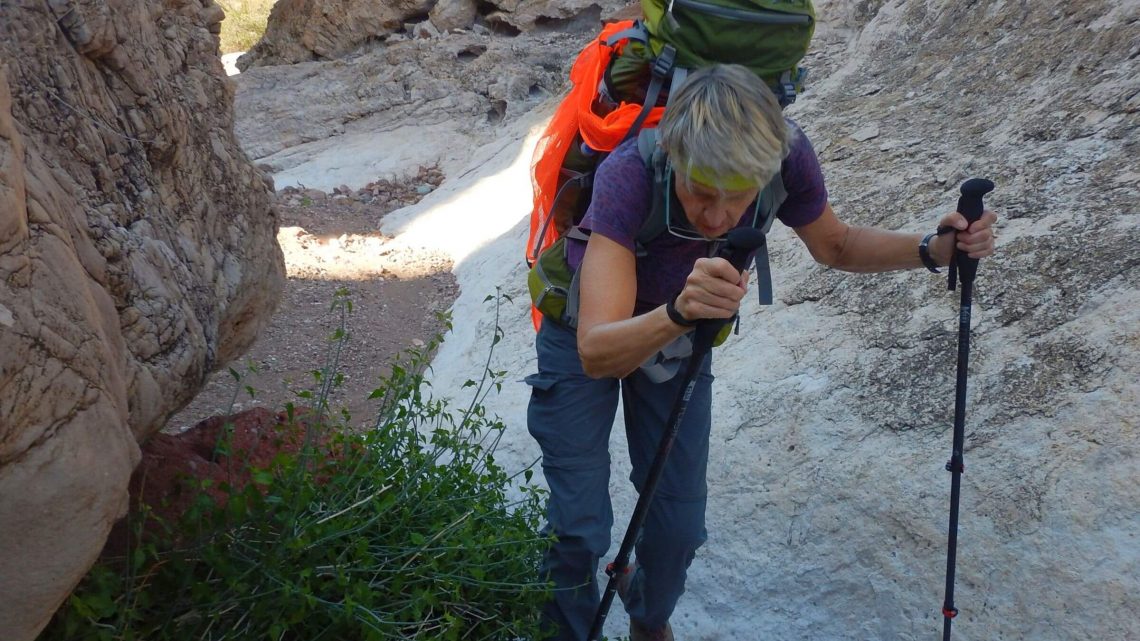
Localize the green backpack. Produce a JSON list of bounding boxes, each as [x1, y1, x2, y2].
[[605, 0, 816, 123], [527, 1, 815, 272], [640, 0, 816, 105]]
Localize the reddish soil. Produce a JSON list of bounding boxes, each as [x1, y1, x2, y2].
[[115, 169, 460, 553], [168, 167, 458, 433]]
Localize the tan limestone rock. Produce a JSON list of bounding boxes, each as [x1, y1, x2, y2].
[[0, 1, 284, 638]]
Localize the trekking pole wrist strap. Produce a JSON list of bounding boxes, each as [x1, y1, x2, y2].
[[666, 292, 698, 327]]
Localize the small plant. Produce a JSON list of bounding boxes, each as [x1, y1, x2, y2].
[[45, 291, 552, 640], [216, 0, 276, 54]]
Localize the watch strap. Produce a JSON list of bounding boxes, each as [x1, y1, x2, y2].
[[919, 232, 942, 273], [920, 226, 956, 273]]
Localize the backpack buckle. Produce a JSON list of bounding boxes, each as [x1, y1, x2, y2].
[[652, 45, 677, 80], [778, 69, 808, 107], [780, 83, 797, 106]]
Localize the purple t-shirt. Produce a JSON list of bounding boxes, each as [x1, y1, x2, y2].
[[567, 119, 828, 314]]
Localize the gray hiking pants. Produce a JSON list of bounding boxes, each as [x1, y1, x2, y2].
[[525, 320, 712, 641]]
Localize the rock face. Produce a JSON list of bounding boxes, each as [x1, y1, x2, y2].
[[232, 28, 591, 189], [0, 1, 284, 639], [236, 0, 436, 68], [238, 0, 629, 68], [230, 0, 637, 190]]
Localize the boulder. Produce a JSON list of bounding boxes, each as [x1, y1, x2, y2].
[[411, 19, 442, 39], [0, 1, 284, 639], [483, 0, 609, 32], [430, 0, 479, 32]]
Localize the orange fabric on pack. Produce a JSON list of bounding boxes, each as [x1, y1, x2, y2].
[[527, 20, 666, 330]]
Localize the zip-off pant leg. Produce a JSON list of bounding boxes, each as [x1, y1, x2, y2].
[[526, 321, 713, 639], [526, 321, 620, 641]]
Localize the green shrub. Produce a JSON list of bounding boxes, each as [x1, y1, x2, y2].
[[45, 291, 552, 640], [217, 0, 276, 54]]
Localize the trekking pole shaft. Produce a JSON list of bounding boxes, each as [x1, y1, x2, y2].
[[588, 228, 765, 641], [589, 353, 707, 641], [940, 178, 992, 640], [942, 282, 973, 641]]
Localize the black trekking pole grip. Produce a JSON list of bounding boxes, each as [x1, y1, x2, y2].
[[952, 178, 995, 286], [719, 227, 767, 272], [693, 228, 767, 351]]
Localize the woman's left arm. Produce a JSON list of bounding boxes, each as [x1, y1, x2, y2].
[[793, 202, 997, 272]]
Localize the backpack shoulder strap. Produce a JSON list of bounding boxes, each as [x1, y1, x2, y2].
[[635, 129, 668, 255], [750, 169, 787, 305], [622, 42, 678, 143], [636, 126, 659, 163], [757, 171, 787, 235]]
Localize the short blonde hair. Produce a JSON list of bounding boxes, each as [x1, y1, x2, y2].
[[657, 64, 791, 193]]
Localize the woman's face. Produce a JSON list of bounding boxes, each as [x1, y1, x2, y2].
[[673, 171, 761, 239]]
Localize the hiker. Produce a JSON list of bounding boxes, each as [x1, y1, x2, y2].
[[525, 64, 997, 641]]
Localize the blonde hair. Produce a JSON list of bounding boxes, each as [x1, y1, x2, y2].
[[657, 64, 792, 193]]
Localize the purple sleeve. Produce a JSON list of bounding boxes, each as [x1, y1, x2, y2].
[[578, 140, 653, 252], [776, 121, 828, 228]]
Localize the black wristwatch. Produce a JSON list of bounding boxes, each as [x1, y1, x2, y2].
[[919, 231, 942, 273], [666, 293, 698, 327]]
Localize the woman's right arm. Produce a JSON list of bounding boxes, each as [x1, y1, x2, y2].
[[575, 234, 747, 379]]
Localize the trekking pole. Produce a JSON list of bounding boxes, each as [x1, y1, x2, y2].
[[941, 177, 995, 641], [588, 227, 768, 641]]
